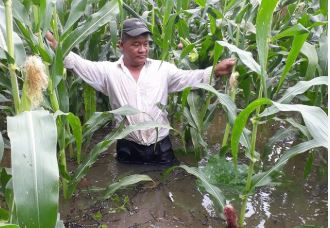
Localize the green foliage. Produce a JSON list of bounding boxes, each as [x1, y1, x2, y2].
[[0, 0, 328, 227], [200, 154, 248, 194], [256, 0, 279, 97], [102, 174, 153, 200], [170, 165, 226, 211], [0, 133, 3, 162], [61, 0, 120, 56], [231, 98, 272, 167], [7, 110, 59, 228]]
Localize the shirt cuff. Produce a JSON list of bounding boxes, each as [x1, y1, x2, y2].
[[64, 52, 77, 69], [202, 66, 215, 86]]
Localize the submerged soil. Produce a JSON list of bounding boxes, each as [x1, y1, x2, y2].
[[60, 113, 328, 228]]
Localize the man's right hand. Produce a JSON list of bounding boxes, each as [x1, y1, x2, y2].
[[45, 31, 58, 49]]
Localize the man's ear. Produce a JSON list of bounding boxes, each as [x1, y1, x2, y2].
[[118, 40, 124, 48]]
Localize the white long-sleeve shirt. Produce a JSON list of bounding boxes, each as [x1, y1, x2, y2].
[[64, 52, 213, 145]]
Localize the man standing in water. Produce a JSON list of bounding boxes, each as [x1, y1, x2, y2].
[[46, 18, 235, 166]]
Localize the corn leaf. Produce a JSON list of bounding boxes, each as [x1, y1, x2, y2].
[[194, 83, 251, 150], [278, 76, 328, 103], [0, 225, 19, 228], [216, 41, 261, 74], [177, 165, 226, 210], [0, 133, 3, 163], [275, 33, 309, 94], [40, 0, 56, 35], [187, 92, 202, 131], [12, 0, 30, 27], [319, 0, 328, 16], [108, 105, 141, 116], [83, 84, 96, 122], [163, 0, 174, 26], [102, 174, 154, 200], [231, 98, 272, 167], [271, 23, 308, 41], [63, 0, 89, 33], [55, 111, 83, 163], [300, 42, 318, 79], [62, 0, 119, 56], [272, 102, 328, 148], [0, 6, 26, 66], [252, 139, 322, 188], [68, 121, 172, 197], [7, 111, 59, 228], [161, 14, 177, 61], [261, 77, 328, 117], [318, 33, 327, 76], [82, 112, 114, 139], [256, 0, 279, 97]]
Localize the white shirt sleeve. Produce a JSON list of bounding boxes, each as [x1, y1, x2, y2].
[[166, 63, 214, 93], [64, 52, 109, 94]]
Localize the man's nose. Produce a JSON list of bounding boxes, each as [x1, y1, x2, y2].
[[138, 44, 148, 52]]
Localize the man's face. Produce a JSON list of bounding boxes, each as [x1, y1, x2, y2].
[[120, 34, 150, 68]]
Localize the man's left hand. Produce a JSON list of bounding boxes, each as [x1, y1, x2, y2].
[[214, 58, 236, 77]]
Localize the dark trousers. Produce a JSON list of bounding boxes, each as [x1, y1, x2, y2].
[[116, 136, 178, 166]]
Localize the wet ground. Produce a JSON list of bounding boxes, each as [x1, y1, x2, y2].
[[60, 112, 328, 228]]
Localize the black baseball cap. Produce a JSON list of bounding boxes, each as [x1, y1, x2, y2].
[[122, 18, 151, 37]]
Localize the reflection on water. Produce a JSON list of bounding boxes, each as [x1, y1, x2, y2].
[[60, 111, 327, 227]]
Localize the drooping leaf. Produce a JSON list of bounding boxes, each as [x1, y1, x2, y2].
[[68, 120, 172, 197], [216, 41, 261, 74], [62, 0, 119, 56], [7, 110, 59, 228], [300, 42, 318, 79], [195, 83, 251, 150], [271, 102, 328, 148], [261, 102, 328, 148], [231, 98, 272, 167], [102, 174, 154, 199], [278, 76, 328, 103], [261, 77, 328, 117], [176, 165, 226, 210], [108, 105, 142, 116], [252, 139, 322, 188], [82, 112, 114, 139]]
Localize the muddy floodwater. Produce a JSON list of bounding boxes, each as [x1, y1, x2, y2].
[[60, 112, 328, 227]]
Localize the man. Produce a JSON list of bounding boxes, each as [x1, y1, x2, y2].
[[46, 18, 235, 166]]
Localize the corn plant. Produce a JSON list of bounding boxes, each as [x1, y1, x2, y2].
[[0, 0, 327, 227]]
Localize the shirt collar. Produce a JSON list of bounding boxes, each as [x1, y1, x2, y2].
[[117, 55, 152, 68]]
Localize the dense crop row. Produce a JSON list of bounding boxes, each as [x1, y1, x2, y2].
[[0, 0, 327, 227]]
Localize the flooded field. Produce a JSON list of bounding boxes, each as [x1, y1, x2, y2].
[[60, 112, 328, 228]]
